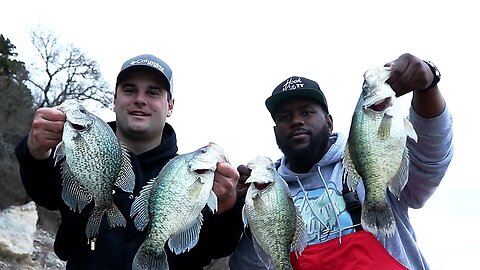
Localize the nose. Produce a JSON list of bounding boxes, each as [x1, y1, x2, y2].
[[290, 112, 305, 126], [133, 92, 147, 105]]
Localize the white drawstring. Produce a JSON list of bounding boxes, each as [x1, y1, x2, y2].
[[294, 166, 346, 244], [294, 175, 330, 240], [316, 166, 343, 244]]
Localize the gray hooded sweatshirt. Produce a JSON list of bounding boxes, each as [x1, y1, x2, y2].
[[229, 106, 453, 270]]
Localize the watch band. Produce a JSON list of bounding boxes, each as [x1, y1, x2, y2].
[[423, 60, 441, 90]]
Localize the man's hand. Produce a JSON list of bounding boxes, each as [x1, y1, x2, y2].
[[236, 164, 251, 201], [385, 53, 445, 118], [385, 53, 433, 97], [213, 162, 240, 214], [27, 107, 66, 160]]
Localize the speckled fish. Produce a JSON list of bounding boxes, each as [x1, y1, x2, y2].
[[342, 66, 418, 236], [243, 156, 307, 270], [130, 142, 227, 270], [53, 99, 135, 241]]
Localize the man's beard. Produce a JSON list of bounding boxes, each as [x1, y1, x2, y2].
[[276, 127, 331, 165]]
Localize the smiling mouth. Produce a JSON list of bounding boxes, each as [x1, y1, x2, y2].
[[130, 111, 149, 117]]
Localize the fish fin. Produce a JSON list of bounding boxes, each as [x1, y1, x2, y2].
[[361, 200, 396, 237], [132, 243, 168, 270], [404, 118, 418, 142], [251, 235, 275, 269], [106, 203, 127, 228], [53, 141, 65, 166], [130, 178, 155, 231], [207, 190, 218, 213], [60, 162, 92, 213], [85, 207, 103, 239], [86, 204, 127, 239], [342, 145, 361, 191], [291, 208, 308, 257], [168, 213, 203, 254], [378, 114, 393, 140], [115, 142, 135, 192], [252, 191, 268, 208], [388, 147, 410, 200], [241, 205, 249, 228]]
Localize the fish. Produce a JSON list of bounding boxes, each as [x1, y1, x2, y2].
[[130, 142, 227, 270], [342, 66, 418, 237], [243, 156, 307, 270], [53, 99, 135, 241]]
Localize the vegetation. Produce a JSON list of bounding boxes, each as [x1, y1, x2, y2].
[[0, 34, 33, 208], [27, 26, 113, 109], [0, 28, 111, 233]]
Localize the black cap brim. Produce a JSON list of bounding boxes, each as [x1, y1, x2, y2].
[[265, 88, 328, 116]]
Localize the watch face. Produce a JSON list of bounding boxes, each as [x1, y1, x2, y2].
[[428, 61, 441, 78], [423, 60, 441, 90]]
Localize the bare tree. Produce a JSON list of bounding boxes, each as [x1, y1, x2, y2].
[[27, 27, 113, 109]]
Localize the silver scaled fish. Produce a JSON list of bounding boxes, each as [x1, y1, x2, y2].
[[130, 142, 227, 270], [243, 156, 307, 270], [343, 66, 418, 237], [53, 99, 135, 241]]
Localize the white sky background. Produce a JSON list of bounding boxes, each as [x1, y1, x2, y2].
[[2, 0, 478, 269]]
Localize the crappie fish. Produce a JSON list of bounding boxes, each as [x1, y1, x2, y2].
[[342, 66, 418, 237], [243, 156, 307, 270], [130, 142, 226, 270], [53, 99, 135, 241]]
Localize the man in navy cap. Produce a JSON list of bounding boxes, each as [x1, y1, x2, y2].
[[230, 53, 453, 270], [15, 53, 244, 269]]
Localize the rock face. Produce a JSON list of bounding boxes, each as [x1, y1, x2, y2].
[[0, 201, 37, 258], [0, 202, 230, 270], [0, 202, 65, 270]]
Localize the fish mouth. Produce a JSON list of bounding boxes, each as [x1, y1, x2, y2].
[[68, 122, 87, 131], [245, 176, 273, 188], [194, 169, 209, 175], [368, 97, 391, 112], [253, 183, 270, 190]]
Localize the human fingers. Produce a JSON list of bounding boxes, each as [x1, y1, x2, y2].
[[237, 164, 251, 184], [27, 108, 66, 160], [386, 53, 432, 96], [235, 164, 251, 200], [213, 162, 239, 214]]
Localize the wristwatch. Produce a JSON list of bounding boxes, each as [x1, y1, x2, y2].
[[423, 60, 441, 90]]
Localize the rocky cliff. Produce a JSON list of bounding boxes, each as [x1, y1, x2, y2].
[[0, 202, 230, 270]]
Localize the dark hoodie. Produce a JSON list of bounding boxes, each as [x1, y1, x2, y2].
[[15, 122, 243, 270]]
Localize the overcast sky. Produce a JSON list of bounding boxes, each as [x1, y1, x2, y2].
[[2, 1, 478, 269]]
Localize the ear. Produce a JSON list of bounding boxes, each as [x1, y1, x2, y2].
[[167, 98, 175, 117], [273, 125, 281, 141], [326, 114, 333, 134]]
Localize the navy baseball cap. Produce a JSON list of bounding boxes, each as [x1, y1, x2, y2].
[[265, 76, 328, 118], [116, 54, 173, 96]]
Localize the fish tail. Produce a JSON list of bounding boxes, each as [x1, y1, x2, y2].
[[86, 204, 126, 239], [133, 243, 169, 270], [361, 200, 396, 237], [86, 207, 104, 239], [106, 203, 127, 228]]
